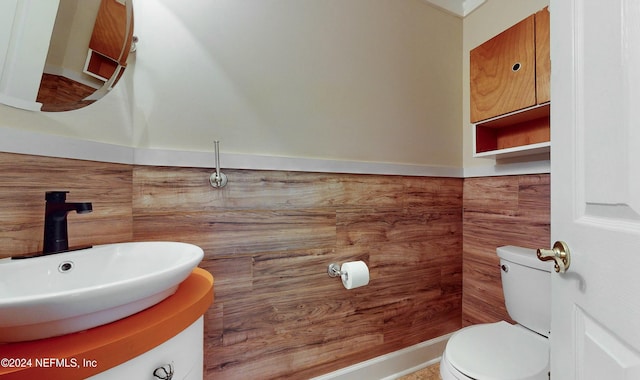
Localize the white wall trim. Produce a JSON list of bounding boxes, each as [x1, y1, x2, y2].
[[0, 127, 549, 178], [0, 126, 134, 164], [310, 333, 451, 380], [463, 159, 550, 178], [134, 147, 463, 177]]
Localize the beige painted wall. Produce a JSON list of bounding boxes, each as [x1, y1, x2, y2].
[[131, 0, 463, 167], [462, 0, 550, 169]]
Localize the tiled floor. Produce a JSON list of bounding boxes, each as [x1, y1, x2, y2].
[[397, 362, 441, 380]]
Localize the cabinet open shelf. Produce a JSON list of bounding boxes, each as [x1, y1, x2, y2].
[[83, 49, 119, 82], [473, 103, 550, 158]]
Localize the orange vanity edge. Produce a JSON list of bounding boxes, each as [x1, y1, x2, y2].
[[0, 267, 214, 380]]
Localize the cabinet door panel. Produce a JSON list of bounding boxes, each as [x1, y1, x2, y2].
[[535, 8, 551, 104], [470, 15, 536, 123], [89, 0, 127, 61]]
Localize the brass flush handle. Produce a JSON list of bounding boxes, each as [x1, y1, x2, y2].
[[537, 241, 571, 273]]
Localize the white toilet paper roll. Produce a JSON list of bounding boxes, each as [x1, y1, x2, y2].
[[341, 261, 370, 289]]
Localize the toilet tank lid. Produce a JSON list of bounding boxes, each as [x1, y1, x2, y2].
[[497, 245, 553, 272]]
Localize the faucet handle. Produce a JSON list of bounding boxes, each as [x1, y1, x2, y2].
[[46, 191, 69, 202]]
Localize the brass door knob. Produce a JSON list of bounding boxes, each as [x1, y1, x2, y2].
[[537, 241, 571, 273]]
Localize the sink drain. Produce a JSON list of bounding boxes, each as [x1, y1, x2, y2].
[[58, 261, 74, 273]]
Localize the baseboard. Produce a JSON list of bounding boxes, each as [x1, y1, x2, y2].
[[311, 333, 452, 380]]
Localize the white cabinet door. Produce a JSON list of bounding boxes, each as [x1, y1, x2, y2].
[[550, 0, 640, 378]]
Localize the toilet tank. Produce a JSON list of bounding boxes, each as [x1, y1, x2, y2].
[[498, 245, 553, 337]]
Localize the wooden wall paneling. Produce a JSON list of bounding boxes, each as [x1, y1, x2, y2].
[[462, 174, 550, 326], [403, 177, 464, 209], [514, 174, 551, 221], [133, 209, 337, 257], [0, 152, 132, 258], [373, 235, 463, 349], [463, 176, 519, 216], [134, 168, 405, 211], [132, 167, 463, 379]]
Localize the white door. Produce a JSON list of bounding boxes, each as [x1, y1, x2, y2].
[[550, 0, 640, 379]]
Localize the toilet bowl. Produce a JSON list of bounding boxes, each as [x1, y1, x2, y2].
[[440, 246, 552, 380], [440, 322, 549, 380]]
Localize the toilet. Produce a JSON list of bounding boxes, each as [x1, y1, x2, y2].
[[440, 246, 552, 380]]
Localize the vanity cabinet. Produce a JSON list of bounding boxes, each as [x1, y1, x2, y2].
[[88, 318, 204, 380], [0, 269, 213, 380], [470, 7, 550, 158]]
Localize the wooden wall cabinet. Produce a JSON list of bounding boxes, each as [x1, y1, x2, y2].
[[83, 0, 131, 85], [471, 7, 550, 158]]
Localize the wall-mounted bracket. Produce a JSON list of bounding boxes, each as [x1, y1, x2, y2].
[[209, 140, 228, 189]]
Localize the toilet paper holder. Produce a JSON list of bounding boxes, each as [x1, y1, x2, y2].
[[327, 263, 346, 279]]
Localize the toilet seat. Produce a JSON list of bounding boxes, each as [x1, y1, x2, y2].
[[443, 321, 549, 380], [441, 350, 473, 380]]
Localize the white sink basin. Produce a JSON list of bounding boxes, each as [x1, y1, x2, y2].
[[0, 241, 204, 342]]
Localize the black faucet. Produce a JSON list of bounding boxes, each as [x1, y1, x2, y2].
[[43, 191, 92, 255]]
